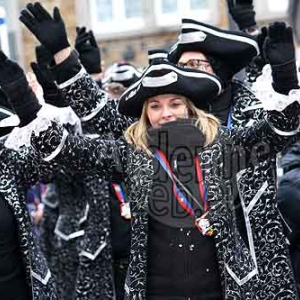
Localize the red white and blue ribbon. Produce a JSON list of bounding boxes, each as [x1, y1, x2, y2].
[[154, 149, 213, 236], [112, 183, 131, 220]]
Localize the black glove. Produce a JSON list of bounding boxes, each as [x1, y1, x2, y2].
[[75, 27, 101, 74], [19, 2, 70, 55], [263, 22, 299, 95], [246, 26, 268, 82], [0, 51, 41, 126], [31, 62, 68, 108], [227, 0, 256, 31], [33, 45, 68, 107], [35, 44, 53, 68], [252, 26, 268, 69]]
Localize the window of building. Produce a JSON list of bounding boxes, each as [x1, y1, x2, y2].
[[162, 0, 178, 14], [254, 0, 288, 20], [124, 0, 142, 18], [95, 0, 113, 22], [90, 0, 144, 35], [154, 0, 218, 27], [267, 0, 288, 13]]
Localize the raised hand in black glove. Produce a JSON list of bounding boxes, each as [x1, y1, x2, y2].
[[0, 51, 41, 126], [19, 2, 69, 55], [31, 62, 67, 108], [31, 45, 68, 107], [246, 26, 268, 82], [35, 44, 53, 68], [263, 22, 299, 95], [75, 27, 101, 74], [227, 0, 256, 31], [253, 26, 268, 67]]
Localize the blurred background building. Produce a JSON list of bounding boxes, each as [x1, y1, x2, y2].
[[0, 0, 293, 71]]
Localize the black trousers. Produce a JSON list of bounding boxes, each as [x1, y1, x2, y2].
[[113, 257, 129, 300], [147, 296, 222, 300]]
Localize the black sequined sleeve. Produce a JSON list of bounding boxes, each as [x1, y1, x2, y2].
[[230, 82, 264, 128], [231, 101, 300, 167], [12, 146, 58, 188], [53, 53, 134, 136], [30, 122, 128, 182]]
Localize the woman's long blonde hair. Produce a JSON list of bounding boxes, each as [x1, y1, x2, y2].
[[124, 96, 220, 155]]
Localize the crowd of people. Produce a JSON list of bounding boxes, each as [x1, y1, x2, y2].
[[1, 0, 300, 299]]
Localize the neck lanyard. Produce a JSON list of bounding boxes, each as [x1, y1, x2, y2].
[[154, 149, 213, 236], [112, 183, 131, 220], [227, 105, 232, 129]]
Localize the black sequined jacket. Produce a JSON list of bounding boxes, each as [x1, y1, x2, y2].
[[0, 144, 58, 299]]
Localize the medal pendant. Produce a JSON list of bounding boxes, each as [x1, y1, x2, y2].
[[120, 203, 131, 220], [195, 216, 213, 236]]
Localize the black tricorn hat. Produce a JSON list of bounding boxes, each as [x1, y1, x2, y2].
[[168, 18, 259, 77], [148, 49, 168, 65], [118, 58, 222, 117], [102, 62, 141, 88]]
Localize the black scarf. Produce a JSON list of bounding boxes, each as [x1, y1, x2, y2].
[[208, 84, 232, 126], [147, 118, 206, 157], [147, 119, 206, 228]]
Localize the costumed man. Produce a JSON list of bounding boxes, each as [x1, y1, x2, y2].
[[39, 183, 59, 271], [31, 37, 107, 299], [31, 44, 87, 300], [168, 16, 299, 299], [20, 5, 135, 295], [277, 140, 300, 295], [102, 61, 141, 99], [102, 59, 142, 300], [0, 50, 79, 299], [75, 27, 134, 300], [228, 2, 300, 296]]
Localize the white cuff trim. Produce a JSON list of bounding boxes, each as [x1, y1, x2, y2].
[[225, 264, 258, 286], [265, 114, 300, 136], [57, 67, 86, 89], [4, 104, 81, 151], [54, 227, 85, 241], [252, 64, 300, 111], [31, 269, 51, 285], [79, 242, 107, 260], [80, 93, 109, 122], [43, 129, 69, 162]]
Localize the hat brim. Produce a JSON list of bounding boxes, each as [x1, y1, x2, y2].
[[118, 61, 222, 117], [0, 106, 19, 126], [168, 19, 259, 75], [0, 106, 19, 137], [103, 64, 141, 88]]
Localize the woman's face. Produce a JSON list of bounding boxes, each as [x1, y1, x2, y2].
[[146, 94, 188, 128]]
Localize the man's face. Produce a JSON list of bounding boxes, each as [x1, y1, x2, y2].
[[178, 51, 214, 74]]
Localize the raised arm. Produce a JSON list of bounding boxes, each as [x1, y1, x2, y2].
[[51, 52, 134, 136], [19, 2, 134, 136], [227, 0, 257, 34], [30, 122, 127, 182], [231, 22, 300, 165]]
